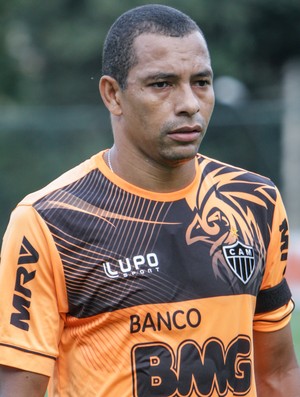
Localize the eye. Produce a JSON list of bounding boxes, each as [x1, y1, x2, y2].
[[194, 79, 210, 87], [150, 81, 171, 88]]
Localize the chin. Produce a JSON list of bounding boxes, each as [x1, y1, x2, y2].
[[162, 152, 196, 168]]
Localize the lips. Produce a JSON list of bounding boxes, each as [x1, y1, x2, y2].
[[167, 125, 202, 142]]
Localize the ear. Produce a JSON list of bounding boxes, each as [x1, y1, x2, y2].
[[99, 75, 123, 116]]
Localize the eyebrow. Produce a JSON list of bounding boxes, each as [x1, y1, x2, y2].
[[193, 69, 214, 79], [144, 69, 213, 82]]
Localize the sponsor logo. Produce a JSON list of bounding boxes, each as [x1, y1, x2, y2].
[[131, 336, 251, 396], [130, 308, 201, 333], [222, 240, 255, 284], [10, 236, 39, 331], [103, 253, 159, 279], [279, 219, 289, 261]]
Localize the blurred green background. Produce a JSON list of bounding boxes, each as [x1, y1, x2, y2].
[[0, 0, 299, 387], [1, 0, 300, 220], [2, 0, 300, 232]]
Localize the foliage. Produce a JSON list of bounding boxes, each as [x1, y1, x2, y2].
[[0, 0, 299, 105], [0, 0, 299, 234]]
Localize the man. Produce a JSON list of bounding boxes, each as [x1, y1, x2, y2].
[[0, 4, 299, 397]]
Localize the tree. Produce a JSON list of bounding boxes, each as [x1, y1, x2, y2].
[[0, 0, 299, 105]]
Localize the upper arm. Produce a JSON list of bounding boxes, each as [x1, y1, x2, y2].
[[0, 205, 65, 376], [0, 365, 49, 397], [253, 323, 300, 396]]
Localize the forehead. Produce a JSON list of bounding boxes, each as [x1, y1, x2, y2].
[[130, 31, 211, 78]]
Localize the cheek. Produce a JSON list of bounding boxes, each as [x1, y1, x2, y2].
[[135, 102, 163, 127], [207, 92, 215, 112], [122, 92, 172, 134], [200, 96, 215, 121]]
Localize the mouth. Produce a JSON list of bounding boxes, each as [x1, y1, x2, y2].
[[167, 125, 203, 143]]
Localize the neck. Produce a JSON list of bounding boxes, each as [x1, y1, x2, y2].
[[106, 146, 197, 192]]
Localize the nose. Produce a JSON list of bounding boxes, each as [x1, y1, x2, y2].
[[175, 84, 200, 117]]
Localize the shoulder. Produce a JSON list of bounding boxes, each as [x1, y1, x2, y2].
[[19, 152, 105, 206], [197, 153, 276, 187], [195, 154, 280, 209]]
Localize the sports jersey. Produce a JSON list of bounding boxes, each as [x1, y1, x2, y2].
[[0, 150, 294, 397]]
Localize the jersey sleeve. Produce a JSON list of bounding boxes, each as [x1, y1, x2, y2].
[[0, 204, 68, 376], [253, 186, 294, 332]]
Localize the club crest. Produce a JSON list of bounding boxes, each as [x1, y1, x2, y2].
[[222, 240, 255, 284]]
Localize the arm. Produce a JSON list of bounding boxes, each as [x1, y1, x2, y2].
[[0, 206, 66, 393], [254, 323, 300, 396], [0, 365, 49, 397]]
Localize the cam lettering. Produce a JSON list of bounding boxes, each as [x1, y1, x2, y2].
[[228, 247, 252, 257], [132, 336, 251, 397], [130, 308, 201, 333], [10, 237, 39, 331]]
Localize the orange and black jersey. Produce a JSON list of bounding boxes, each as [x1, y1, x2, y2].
[[0, 151, 294, 397]]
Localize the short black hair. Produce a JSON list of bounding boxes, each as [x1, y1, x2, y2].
[[102, 4, 203, 89]]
